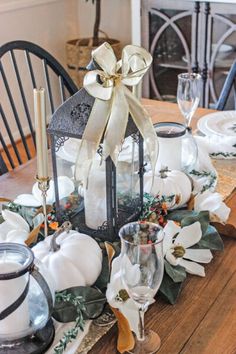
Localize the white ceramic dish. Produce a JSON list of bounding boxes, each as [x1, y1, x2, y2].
[[56, 138, 81, 163], [182, 44, 234, 63], [197, 111, 236, 137], [56, 136, 139, 163]]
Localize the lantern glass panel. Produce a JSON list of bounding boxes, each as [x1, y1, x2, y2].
[[52, 135, 83, 220], [117, 134, 141, 221]]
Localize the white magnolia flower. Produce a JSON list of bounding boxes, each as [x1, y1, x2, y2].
[[0, 210, 29, 244], [106, 255, 141, 337], [194, 191, 231, 224], [14, 176, 74, 207], [163, 220, 213, 277]]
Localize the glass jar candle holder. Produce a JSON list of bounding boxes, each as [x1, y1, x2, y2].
[[154, 122, 198, 172], [0, 243, 54, 353]]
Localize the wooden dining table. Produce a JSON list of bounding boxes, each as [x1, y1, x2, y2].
[[0, 100, 236, 354]]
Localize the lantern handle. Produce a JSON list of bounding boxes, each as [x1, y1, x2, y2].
[[50, 221, 72, 252]]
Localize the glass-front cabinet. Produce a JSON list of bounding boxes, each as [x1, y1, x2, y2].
[[141, 0, 236, 108]]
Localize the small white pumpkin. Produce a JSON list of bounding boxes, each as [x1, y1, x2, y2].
[[143, 169, 192, 209], [33, 225, 103, 291]]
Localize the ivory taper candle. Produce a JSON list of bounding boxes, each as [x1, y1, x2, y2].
[[34, 88, 48, 179]]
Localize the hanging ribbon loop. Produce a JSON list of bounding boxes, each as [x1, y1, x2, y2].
[[75, 42, 158, 181]]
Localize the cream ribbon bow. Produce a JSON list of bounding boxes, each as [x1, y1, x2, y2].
[[75, 42, 158, 180]]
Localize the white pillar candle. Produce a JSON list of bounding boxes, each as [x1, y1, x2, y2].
[[154, 123, 186, 172], [155, 136, 182, 172], [84, 161, 107, 230], [0, 261, 30, 336], [34, 88, 49, 179]]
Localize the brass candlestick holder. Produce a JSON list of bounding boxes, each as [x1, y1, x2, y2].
[[36, 176, 51, 237]]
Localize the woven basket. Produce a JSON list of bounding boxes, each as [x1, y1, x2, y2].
[[66, 37, 121, 88]]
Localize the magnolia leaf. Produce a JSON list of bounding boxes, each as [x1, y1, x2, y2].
[[32, 213, 44, 228], [187, 194, 195, 210], [167, 210, 197, 223], [17, 206, 37, 227], [35, 205, 54, 217], [53, 286, 106, 323], [164, 261, 186, 283], [0, 197, 12, 203], [94, 254, 110, 291], [105, 242, 116, 271], [111, 306, 134, 354], [196, 225, 224, 251], [180, 211, 210, 236], [25, 224, 42, 246], [159, 273, 184, 305]]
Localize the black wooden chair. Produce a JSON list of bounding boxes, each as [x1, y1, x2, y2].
[[0, 40, 78, 175], [216, 60, 236, 111]]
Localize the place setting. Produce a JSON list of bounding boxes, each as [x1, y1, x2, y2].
[[0, 37, 235, 354]]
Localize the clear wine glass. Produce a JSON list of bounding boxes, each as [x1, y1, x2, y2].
[[177, 73, 201, 127], [119, 222, 164, 354]]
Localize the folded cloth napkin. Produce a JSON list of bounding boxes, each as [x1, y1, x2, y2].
[[195, 135, 236, 159], [188, 137, 218, 194], [46, 320, 91, 354]]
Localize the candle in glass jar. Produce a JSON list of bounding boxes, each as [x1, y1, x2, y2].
[[0, 261, 30, 335], [84, 161, 107, 230], [154, 122, 186, 172], [34, 88, 48, 179], [155, 135, 182, 172]]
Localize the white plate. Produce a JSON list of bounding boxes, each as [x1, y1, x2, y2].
[[56, 138, 81, 163], [197, 111, 236, 137], [182, 44, 234, 63], [56, 136, 139, 163]]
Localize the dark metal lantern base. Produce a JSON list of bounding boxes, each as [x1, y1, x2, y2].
[[71, 207, 141, 241], [0, 319, 55, 354]]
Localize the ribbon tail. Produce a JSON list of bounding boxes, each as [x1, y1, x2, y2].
[[103, 84, 129, 164], [124, 86, 158, 174], [74, 98, 111, 183]]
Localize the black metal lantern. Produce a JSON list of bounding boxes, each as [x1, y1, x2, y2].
[[48, 88, 144, 241]]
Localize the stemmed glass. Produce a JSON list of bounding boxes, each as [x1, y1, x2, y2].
[[177, 73, 201, 127], [119, 222, 164, 354]]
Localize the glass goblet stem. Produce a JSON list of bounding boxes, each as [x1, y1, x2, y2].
[[137, 307, 145, 341]]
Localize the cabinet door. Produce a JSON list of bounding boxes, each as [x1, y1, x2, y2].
[[142, 0, 196, 100], [204, 3, 236, 109], [141, 1, 236, 109]]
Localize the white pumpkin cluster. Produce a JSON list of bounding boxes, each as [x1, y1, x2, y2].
[[33, 230, 103, 291]]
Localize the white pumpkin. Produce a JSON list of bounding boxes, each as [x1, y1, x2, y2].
[[143, 169, 192, 209], [33, 229, 103, 291]]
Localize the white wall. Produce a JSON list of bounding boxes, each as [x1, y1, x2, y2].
[[77, 0, 131, 46], [0, 0, 132, 63], [0, 0, 132, 144], [0, 0, 79, 66], [0, 0, 80, 143]]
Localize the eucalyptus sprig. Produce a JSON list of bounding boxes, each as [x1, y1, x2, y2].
[[210, 152, 236, 158], [54, 292, 86, 354], [188, 169, 217, 193]]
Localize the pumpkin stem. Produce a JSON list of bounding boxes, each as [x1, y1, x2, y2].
[[159, 167, 169, 179], [50, 221, 72, 252]]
